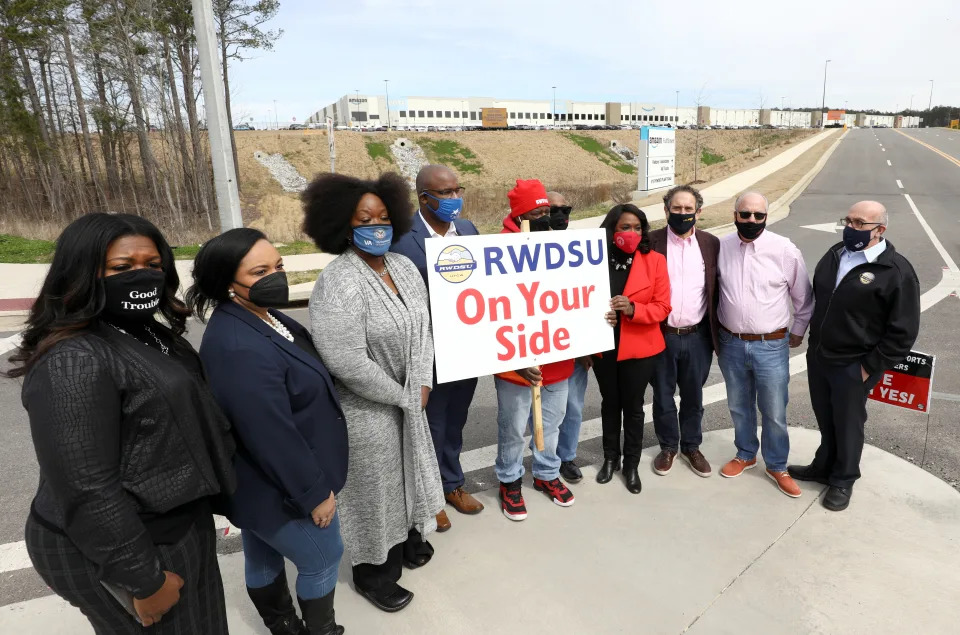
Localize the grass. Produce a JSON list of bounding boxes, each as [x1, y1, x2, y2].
[[0, 236, 320, 264], [364, 140, 393, 164], [417, 138, 482, 174], [701, 149, 725, 166], [287, 269, 321, 285], [0, 234, 56, 263], [563, 133, 637, 175]]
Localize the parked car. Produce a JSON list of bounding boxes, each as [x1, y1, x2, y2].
[[234, 123, 255, 131], [288, 123, 306, 130]]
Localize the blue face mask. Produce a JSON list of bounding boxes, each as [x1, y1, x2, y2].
[[352, 224, 393, 256], [423, 192, 463, 223]]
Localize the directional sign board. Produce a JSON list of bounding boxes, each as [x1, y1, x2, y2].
[[868, 351, 935, 413], [637, 126, 675, 191]]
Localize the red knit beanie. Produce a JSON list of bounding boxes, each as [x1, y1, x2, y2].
[[507, 179, 549, 218]]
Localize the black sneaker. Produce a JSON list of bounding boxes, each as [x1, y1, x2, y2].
[[559, 460, 583, 483], [533, 477, 575, 507], [498, 478, 527, 521]]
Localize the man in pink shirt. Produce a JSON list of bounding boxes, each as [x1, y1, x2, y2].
[[716, 192, 813, 497], [649, 185, 720, 478]]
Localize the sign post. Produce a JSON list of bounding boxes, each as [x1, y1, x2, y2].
[[519, 219, 545, 451], [326, 117, 336, 173], [637, 126, 676, 191]]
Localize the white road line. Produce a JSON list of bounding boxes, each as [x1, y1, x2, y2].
[[904, 194, 960, 272], [896, 179, 904, 189], [0, 541, 32, 574], [887, 160, 892, 166]]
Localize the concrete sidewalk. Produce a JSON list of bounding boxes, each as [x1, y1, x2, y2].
[[2, 427, 957, 634]]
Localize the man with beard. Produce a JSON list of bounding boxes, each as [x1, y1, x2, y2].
[[716, 192, 813, 498], [649, 184, 719, 479]]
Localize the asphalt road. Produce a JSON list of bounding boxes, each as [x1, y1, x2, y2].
[[1, 127, 958, 607]]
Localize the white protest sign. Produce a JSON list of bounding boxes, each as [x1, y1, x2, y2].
[[425, 229, 614, 383], [637, 126, 676, 191]]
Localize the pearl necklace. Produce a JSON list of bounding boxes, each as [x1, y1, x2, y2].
[[263, 313, 294, 342]]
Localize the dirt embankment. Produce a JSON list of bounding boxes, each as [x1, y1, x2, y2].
[[233, 128, 820, 241]]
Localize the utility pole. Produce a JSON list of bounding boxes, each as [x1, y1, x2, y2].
[[552, 86, 556, 128], [928, 79, 934, 111], [821, 59, 831, 128], [191, 0, 242, 231], [383, 80, 391, 130], [273, 99, 278, 130]]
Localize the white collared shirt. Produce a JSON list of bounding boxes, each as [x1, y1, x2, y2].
[[835, 239, 887, 289], [419, 211, 459, 239]]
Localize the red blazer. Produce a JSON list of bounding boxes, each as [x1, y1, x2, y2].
[[617, 250, 671, 361]]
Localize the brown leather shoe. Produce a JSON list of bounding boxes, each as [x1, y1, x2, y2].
[[766, 469, 802, 498], [681, 449, 713, 478], [435, 510, 451, 532], [652, 450, 677, 476], [445, 487, 484, 515], [719, 457, 757, 478]]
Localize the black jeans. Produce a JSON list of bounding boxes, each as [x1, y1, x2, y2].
[[806, 351, 884, 488], [593, 352, 660, 467], [426, 377, 479, 493], [652, 329, 714, 453]]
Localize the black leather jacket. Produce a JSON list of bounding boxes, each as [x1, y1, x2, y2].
[[22, 324, 236, 598]]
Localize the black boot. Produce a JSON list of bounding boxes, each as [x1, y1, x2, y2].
[[247, 571, 307, 635], [298, 589, 345, 635], [623, 464, 642, 494], [596, 457, 621, 484]]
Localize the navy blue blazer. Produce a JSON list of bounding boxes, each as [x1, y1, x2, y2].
[[391, 212, 479, 286], [199, 302, 348, 533]]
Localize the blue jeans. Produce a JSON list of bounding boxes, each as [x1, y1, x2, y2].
[[653, 329, 713, 453], [717, 330, 791, 472], [556, 362, 589, 462], [242, 513, 343, 600], [495, 377, 568, 483]]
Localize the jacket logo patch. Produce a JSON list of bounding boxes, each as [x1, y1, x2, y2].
[[859, 272, 875, 285]]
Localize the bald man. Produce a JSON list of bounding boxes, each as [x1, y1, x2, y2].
[[790, 201, 919, 511], [716, 192, 813, 498], [391, 165, 483, 531]]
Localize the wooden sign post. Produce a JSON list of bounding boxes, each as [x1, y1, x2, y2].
[[520, 219, 545, 451]]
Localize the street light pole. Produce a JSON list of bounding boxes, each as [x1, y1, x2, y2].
[[355, 89, 360, 128], [191, 0, 242, 231], [552, 86, 556, 128], [928, 79, 934, 111], [273, 99, 278, 130], [675, 90, 679, 125], [821, 59, 831, 128], [384, 80, 391, 130], [909, 95, 914, 111]]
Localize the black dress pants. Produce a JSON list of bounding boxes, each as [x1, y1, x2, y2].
[[592, 351, 660, 466], [806, 351, 884, 488]]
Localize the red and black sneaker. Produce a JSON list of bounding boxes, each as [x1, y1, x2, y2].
[[499, 478, 527, 521], [533, 477, 575, 507]]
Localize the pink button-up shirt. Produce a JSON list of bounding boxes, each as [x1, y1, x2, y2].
[[717, 229, 813, 336], [666, 228, 707, 328]]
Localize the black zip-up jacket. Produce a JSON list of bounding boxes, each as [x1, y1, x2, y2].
[[808, 240, 920, 375]]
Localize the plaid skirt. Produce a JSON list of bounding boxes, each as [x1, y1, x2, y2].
[[25, 512, 228, 635]]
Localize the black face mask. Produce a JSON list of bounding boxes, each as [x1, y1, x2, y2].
[[736, 220, 766, 241], [549, 205, 572, 230], [667, 213, 696, 235], [235, 271, 289, 308], [529, 216, 552, 232], [102, 268, 165, 320]]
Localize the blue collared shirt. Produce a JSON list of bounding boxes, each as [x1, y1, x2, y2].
[[835, 239, 887, 288]]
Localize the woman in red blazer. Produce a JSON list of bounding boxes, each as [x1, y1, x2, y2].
[[594, 204, 671, 493]]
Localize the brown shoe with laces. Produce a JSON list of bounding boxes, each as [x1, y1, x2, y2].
[[445, 487, 484, 515], [681, 449, 713, 478], [652, 450, 677, 476], [435, 510, 451, 532], [719, 457, 757, 478]]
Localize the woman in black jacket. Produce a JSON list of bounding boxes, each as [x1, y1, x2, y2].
[[7, 213, 236, 634], [188, 228, 348, 635]]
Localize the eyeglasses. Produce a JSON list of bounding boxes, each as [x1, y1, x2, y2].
[[422, 187, 465, 197], [736, 211, 767, 221], [840, 217, 883, 230]]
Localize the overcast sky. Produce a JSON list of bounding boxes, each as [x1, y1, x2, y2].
[[227, 0, 958, 125]]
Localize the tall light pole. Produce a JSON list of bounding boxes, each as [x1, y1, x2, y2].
[[781, 96, 785, 110], [191, 0, 242, 230], [909, 95, 914, 111], [354, 89, 360, 128], [928, 79, 934, 110], [675, 90, 679, 124], [383, 80, 391, 130], [821, 59, 831, 128], [552, 86, 558, 126], [273, 99, 278, 130]]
